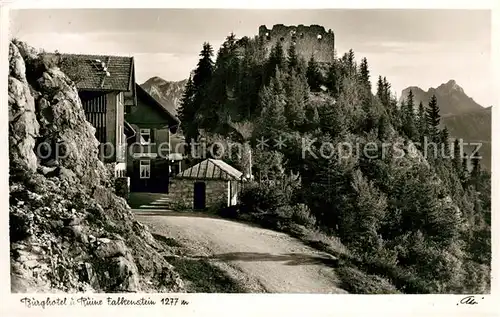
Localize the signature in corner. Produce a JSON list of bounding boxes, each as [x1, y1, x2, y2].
[[457, 296, 484, 305]]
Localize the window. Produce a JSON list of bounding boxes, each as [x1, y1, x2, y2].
[[139, 129, 151, 145], [140, 160, 150, 179]]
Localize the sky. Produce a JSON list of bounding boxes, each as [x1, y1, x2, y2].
[[9, 9, 493, 106]]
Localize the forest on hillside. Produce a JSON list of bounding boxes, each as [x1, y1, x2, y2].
[[178, 33, 491, 294]]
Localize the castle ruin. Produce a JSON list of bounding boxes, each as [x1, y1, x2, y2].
[[258, 24, 335, 63]]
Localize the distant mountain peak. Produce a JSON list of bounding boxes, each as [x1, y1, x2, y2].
[[147, 76, 165, 82], [400, 79, 491, 171], [403, 86, 425, 94], [437, 79, 464, 94], [140, 76, 188, 116], [400, 80, 482, 116]]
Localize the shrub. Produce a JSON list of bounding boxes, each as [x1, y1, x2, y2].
[[337, 266, 400, 294], [115, 177, 129, 200], [218, 205, 240, 219], [274, 205, 294, 219], [291, 203, 316, 228], [238, 182, 287, 212], [209, 198, 229, 214]]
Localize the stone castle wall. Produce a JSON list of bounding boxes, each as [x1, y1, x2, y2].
[[258, 24, 335, 63]]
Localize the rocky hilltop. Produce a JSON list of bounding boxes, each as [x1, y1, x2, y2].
[[8, 40, 184, 293]]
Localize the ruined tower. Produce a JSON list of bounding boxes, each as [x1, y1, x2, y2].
[[258, 24, 335, 63]]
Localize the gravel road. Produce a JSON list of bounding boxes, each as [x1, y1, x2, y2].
[[134, 210, 347, 293]]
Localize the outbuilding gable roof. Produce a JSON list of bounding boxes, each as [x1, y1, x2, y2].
[[176, 159, 243, 181]]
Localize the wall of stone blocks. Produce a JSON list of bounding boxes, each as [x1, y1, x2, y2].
[[258, 24, 335, 64], [168, 179, 236, 210]]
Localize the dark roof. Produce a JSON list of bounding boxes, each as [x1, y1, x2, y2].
[[49, 53, 135, 92], [136, 84, 180, 131], [176, 159, 243, 181]]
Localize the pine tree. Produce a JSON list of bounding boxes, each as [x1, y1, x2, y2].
[[306, 55, 322, 92], [345, 49, 356, 75], [284, 70, 308, 129], [452, 138, 463, 172], [266, 41, 286, 82], [192, 42, 215, 88], [205, 33, 242, 128], [258, 68, 287, 138], [178, 76, 198, 153], [402, 90, 417, 140], [441, 126, 450, 152], [287, 43, 299, 73], [382, 77, 391, 108], [376, 76, 384, 103], [426, 95, 441, 142], [358, 57, 373, 122], [192, 42, 217, 131], [417, 101, 427, 142], [358, 57, 371, 91], [470, 150, 482, 184], [405, 90, 415, 115], [461, 152, 470, 185], [237, 45, 257, 120], [341, 169, 387, 250], [326, 59, 340, 98], [180, 42, 214, 152], [377, 113, 389, 140]]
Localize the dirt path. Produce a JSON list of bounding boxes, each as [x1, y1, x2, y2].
[[134, 210, 347, 293]]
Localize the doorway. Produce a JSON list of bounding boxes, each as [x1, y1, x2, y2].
[[193, 182, 206, 210]]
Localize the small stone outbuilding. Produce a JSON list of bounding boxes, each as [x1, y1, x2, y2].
[[168, 159, 244, 210]]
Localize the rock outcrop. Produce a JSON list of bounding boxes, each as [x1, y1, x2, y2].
[[8, 40, 184, 293]]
